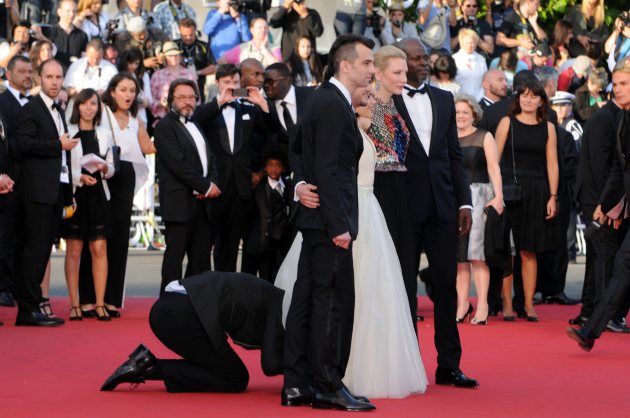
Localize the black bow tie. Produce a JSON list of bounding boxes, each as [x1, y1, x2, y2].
[[51, 102, 63, 112], [405, 85, 427, 97], [20, 93, 32, 101], [180, 115, 193, 124], [221, 101, 237, 110]]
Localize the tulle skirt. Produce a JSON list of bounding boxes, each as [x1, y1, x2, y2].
[[275, 187, 428, 398]]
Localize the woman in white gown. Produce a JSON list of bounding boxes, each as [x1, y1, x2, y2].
[[275, 46, 427, 399]]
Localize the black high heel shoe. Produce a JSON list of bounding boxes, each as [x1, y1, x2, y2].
[[95, 305, 111, 322], [470, 316, 487, 325], [106, 307, 121, 318], [69, 306, 83, 321], [456, 303, 473, 324]]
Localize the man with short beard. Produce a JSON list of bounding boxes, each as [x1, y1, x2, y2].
[[479, 69, 507, 110], [0, 55, 33, 309], [153, 79, 220, 295]]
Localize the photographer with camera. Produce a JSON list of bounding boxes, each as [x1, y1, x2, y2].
[[384, 2, 419, 43], [363, 0, 394, 49], [115, 16, 167, 73], [153, 0, 196, 41], [269, 0, 323, 62], [496, 0, 547, 54], [114, 0, 161, 35], [451, 0, 494, 57], [48, 0, 89, 68], [605, 10, 630, 72], [203, 0, 252, 61], [0, 20, 50, 70], [176, 18, 217, 102], [417, 0, 458, 53], [73, 0, 111, 41]]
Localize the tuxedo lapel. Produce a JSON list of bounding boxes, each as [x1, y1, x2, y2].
[[426, 87, 438, 158], [172, 114, 204, 170], [217, 112, 231, 154], [233, 103, 244, 154], [35, 96, 60, 138]]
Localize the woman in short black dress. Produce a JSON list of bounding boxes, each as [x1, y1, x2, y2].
[[62, 89, 115, 321], [495, 78, 559, 321]]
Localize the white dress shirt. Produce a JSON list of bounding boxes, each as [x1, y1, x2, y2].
[[268, 176, 285, 195], [329, 77, 353, 109], [63, 57, 119, 94], [402, 83, 432, 155], [222, 103, 236, 153], [7, 85, 31, 106], [180, 116, 208, 177], [40, 93, 69, 184], [275, 85, 297, 131]]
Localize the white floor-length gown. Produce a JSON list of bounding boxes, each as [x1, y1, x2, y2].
[[275, 130, 427, 399]]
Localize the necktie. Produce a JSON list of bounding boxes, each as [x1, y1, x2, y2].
[[19, 93, 32, 101], [405, 84, 427, 97], [281, 101, 295, 132], [275, 182, 284, 196]]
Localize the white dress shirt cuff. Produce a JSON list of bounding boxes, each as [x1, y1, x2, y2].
[[459, 205, 473, 211]]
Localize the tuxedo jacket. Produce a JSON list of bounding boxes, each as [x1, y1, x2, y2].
[[154, 111, 219, 223], [0, 90, 23, 176], [268, 86, 314, 174], [194, 99, 270, 200], [293, 81, 363, 239], [600, 110, 630, 214], [181, 271, 285, 376], [575, 101, 622, 208], [246, 176, 293, 254], [14, 95, 72, 205], [394, 86, 471, 223]]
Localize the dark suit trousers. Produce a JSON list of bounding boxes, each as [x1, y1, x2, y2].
[[210, 178, 248, 272], [536, 211, 570, 296], [15, 188, 63, 312], [579, 204, 596, 317], [405, 216, 461, 370], [0, 192, 19, 293], [582, 227, 630, 339], [283, 229, 354, 392], [149, 292, 249, 393], [159, 201, 211, 295]]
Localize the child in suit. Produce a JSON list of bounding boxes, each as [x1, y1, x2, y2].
[[242, 146, 294, 282]]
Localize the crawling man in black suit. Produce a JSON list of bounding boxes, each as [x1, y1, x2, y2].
[[101, 271, 285, 392]]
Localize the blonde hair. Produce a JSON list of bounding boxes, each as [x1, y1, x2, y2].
[[374, 45, 407, 71], [458, 28, 479, 46], [454, 93, 483, 125], [581, 0, 605, 29], [77, 0, 100, 14]]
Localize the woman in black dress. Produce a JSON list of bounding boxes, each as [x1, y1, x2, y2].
[[494, 78, 559, 321], [63, 89, 115, 321]]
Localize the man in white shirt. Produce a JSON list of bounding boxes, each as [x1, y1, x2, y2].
[[64, 39, 118, 98], [153, 79, 220, 295]]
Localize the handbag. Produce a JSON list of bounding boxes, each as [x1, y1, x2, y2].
[[502, 117, 523, 203], [420, 7, 447, 50], [105, 107, 121, 173]]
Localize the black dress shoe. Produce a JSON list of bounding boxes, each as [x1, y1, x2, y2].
[[312, 387, 375, 411], [106, 308, 121, 318], [0, 291, 15, 307], [435, 368, 479, 388], [566, 327, 594, 351], [15, 311, 65, 327], [568, 315, 588, 326], [342, 383, 371, 403], [544, 293, 579, 305], [605, 319, 630, 333], [100, 344, 157, 391], [281, 386, 314, 407]]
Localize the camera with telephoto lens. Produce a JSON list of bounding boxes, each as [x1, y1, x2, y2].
[[182, 56, 194, 67], [228, 0, 245, 12], [294, 0, 303, 4], [621, 11, 630, 27], [367, 8, 382, 37]]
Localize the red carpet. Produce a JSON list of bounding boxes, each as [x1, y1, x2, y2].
[[1, 297, 628, 418]]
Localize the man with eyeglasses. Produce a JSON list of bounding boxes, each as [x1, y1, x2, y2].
[[451, 0, 494, 57], [153, 79, 220, 295]]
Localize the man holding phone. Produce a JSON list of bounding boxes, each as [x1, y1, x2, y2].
[[194, 64, 271, 272]]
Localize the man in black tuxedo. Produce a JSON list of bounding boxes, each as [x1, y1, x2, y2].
[[567, 60, 630, 351], [394, 38, 478, 388], [194, 64, 272, 272], [263, 62, 314, 172], [479, 69, 507, 111], [13, 59, 79, 327], [571, 73, 630, 329], [0, 114, 16, 325], [100, 271, 285, 392], [0, 55, 33, 308], [154, 79, 221, 295], [282, 34, 375, 412]]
